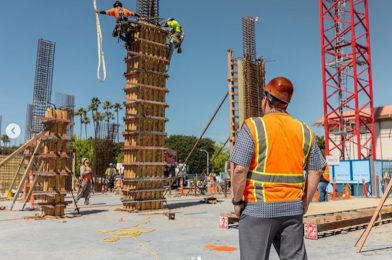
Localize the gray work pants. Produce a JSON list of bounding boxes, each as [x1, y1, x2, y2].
[[239, 214, 307, 260]]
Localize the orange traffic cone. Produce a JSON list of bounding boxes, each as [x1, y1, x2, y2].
[[314, 190, 319, 202], [332, 178, 337, 201], [210, 177, 216, 195], [362, 179, 369, 198], [29, 171, 35, 209], [23, 180, 28, 202], [344, 183, 351, 200], [180, 177, 184, 196]]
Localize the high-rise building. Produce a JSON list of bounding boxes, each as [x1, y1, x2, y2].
[[55, 92, 75, 138], [31, 39, 56, 136]]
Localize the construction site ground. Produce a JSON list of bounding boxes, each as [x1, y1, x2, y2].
[[1, 195, 392, 260]]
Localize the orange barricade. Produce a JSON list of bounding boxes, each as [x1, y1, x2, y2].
[[362, 179, 369, 198], [180, 177, 184, 196], [344, 183, 351, 200], [23, 180, 28, 202], [29, 171, 35, 209]]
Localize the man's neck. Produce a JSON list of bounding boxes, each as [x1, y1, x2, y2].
[[264, 107, 287, 114]]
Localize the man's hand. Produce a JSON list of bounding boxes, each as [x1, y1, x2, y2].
[[94, 9, 99, 14], [234, 204, 245, 218]]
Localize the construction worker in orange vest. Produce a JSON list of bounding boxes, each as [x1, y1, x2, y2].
[[95, 1, 140, 44], [76, 158, 93, 205], [230, 77, 326, 260], [318, 165, 330, 202]]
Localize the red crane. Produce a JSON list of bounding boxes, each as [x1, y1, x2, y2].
[[319, 0, 375, 159]]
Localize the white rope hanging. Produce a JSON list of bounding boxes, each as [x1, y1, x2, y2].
[[93, 0, 106, 81]]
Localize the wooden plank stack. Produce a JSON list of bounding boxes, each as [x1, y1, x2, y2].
[[122, 22, 169, 211], [35, 108, 71, 216]]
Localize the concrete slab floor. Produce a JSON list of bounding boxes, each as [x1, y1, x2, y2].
[[1, 194, 392, 260]]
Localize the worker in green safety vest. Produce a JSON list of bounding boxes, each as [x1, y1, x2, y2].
[[163, 18, 184, 62]]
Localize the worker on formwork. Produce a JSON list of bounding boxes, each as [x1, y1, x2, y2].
[[95, 1, 140, 45], [230, 77, 325, 260], [318, 165, 330, 202], [76, 158, 93, 205], [163, 18, 184, 62]]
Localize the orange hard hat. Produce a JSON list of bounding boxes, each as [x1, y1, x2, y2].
[[264, 77, 293, 104]]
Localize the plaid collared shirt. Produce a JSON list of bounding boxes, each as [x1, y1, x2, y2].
[[230, 111, 326, 218]]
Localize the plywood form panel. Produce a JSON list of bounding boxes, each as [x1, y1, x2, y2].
[[122, 23, 169, 211]]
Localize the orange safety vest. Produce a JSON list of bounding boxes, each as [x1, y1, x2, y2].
[[243, 113, 314, 203], [321, 165, 330, 183], [105, 7, 135, 18]]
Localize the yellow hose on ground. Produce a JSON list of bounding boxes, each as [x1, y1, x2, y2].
[[93, 0, 106, 81], [97, 218, 159, 259]]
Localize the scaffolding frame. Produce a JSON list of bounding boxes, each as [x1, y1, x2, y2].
[[228, 17, 265, 150], [320, 0, 375, 159]]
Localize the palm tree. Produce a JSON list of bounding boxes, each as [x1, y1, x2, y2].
[[92, 111, 101, 139], [1, 134, 10, 147], [88, 97, 101, 139], [82, 115, 91, 139], [103, 101, 112, 113], [113, 102, 123, 142], [74, 107, 86, 138], [105, 111, 114, 139]]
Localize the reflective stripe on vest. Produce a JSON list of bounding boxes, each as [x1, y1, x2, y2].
[[244, 114, 313, 203]]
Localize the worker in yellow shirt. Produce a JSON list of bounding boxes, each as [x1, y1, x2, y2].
[[163, 18, 184, 62], [105, 163, 118, 192]]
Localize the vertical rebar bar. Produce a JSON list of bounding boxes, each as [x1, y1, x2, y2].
[[31, 39, 55, 136], [137, 0, 160, 24]]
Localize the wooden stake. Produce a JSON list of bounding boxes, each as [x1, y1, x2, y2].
[[0, 132, 44, 168], [10, 140, 42, 210], [356, 177, 392, 252]]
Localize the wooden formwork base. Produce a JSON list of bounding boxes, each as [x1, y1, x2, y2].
[[115, 207, 169, 215], [304, 205, 392, 240], [23, 213, 81, 221]]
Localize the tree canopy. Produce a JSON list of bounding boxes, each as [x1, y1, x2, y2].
[[165, 135, 227, 175]]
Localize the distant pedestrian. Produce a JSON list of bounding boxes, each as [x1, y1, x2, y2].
[[105, 163, 117, 192], [382, 170, 390, 194], [230, 77, 326, 260], [76, 158, 93, 205], [318, 165, 330, 202]]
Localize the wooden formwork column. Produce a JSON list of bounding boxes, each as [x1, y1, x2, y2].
[[36, 108, 71, 216], [227, 49, 239, 152], [122, 22, 169, 211]]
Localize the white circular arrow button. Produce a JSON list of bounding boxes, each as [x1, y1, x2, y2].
[[6, 123, 21, 139]]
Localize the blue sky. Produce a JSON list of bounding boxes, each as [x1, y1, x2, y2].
[[0, 0, 392, 146]]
